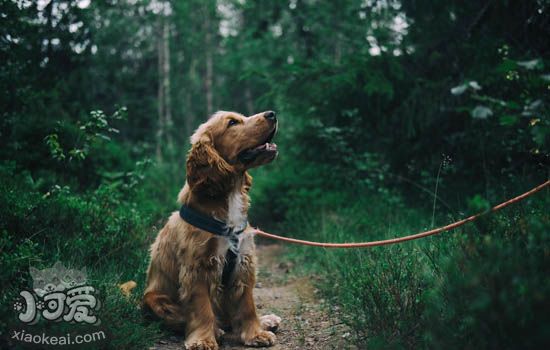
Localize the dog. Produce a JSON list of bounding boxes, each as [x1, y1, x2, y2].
[[144, 110, 281, 349]]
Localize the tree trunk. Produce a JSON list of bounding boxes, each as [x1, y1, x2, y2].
[[295, 0, 313, 58], [156, 11, 174, 162], [185, 57, 198, 137], [203, 4, 214, 116], [156, 19, 165, 162], [162, 20, 174, 156], [45, 0, 54, 61]]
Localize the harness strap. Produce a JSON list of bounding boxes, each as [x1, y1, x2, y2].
[[222, 234, 239, 286], [179, 204, 246, 286]]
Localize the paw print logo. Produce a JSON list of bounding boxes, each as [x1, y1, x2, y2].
[[13, 301, 24, 312], [36, 300, 45, 310]]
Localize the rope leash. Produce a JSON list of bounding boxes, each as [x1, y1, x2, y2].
[[254, 180, 549, 248]]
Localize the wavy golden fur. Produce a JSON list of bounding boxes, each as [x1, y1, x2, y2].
[[144, 111, 280, 349]]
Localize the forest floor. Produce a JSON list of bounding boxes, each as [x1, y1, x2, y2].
[[150, 244, 356, 350]]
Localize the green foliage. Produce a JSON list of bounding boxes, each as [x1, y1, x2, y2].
[[451, 51, 549, 153], [44, 107, 127, 163], [467, 194, 491, 213], [423, 198, 550, 349], [283, 190, 549, 349], [0, 159, 171, 348]]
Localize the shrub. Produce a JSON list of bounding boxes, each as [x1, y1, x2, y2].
[[279, 186, 549, 349]]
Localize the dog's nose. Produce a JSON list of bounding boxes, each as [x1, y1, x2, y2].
[[264, 111, 277, 121]]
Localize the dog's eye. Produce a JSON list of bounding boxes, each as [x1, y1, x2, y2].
[[228, 119, 239, 127]]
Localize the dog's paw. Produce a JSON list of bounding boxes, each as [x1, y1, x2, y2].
[[260, 314, 281, 332], [185, 338, 218, 350], [243, 330, 276, 347]]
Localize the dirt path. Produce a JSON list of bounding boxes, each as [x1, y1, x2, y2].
[[152, 244, 355, 350]]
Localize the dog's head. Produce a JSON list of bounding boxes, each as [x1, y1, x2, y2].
[[186, 111, 278, 192]]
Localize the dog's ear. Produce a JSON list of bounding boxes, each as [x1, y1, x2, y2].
[[186, 133, 233, 194]]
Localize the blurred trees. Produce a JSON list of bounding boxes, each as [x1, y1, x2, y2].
[[0, 0, 548, 204]]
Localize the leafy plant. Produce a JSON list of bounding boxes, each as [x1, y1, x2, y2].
[[44, 107, 127, 163]]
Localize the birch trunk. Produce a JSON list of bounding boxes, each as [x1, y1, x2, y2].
[[162, 20, 173, 156], [156, 13, 174, 161], [203, 4, 214, 116], [156, 20, 165, 162], [185, 56, 198, 137]]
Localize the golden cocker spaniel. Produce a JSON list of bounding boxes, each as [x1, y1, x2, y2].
[[144, 111, 281, 349]]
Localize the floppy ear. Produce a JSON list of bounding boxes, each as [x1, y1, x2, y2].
[[186, 134, 234, 195]]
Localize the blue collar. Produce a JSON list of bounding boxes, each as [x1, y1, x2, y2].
[[179, 204, 247, 236]]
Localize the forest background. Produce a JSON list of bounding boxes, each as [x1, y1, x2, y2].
[[1, 0, 548, 348]]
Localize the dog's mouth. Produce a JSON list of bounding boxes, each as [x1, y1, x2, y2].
[[237, 127, 278, 163]]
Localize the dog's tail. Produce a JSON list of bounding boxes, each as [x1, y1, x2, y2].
[[143, 291, 186, 326]]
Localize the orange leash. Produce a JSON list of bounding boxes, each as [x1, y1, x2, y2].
[[254, 180, 549, 248]]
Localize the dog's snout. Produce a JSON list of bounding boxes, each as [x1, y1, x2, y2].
[[264, 111, 277, 121]]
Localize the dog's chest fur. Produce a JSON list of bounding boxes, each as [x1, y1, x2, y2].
[[227, 186, 246, 228], [215, 184, 252, 257]]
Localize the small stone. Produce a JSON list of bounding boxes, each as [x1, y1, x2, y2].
[[255, 282, 263, 288]]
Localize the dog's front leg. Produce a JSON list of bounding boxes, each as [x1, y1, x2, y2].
[[229, 257, 276, 347], [182, 282, 218, 350], [234, 283, 276, 347]]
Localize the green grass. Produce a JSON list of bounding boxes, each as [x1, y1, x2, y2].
[[0, 162, 175, 349], [278, 190, 550, 349]]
